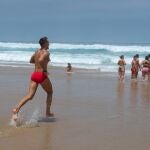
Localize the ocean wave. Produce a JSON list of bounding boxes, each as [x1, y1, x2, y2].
[[0, 42, 149, 72], [0, 42, 150, 53], [52, 43, 150, 53], [0, 51, 31, 62], [0, 42, 38, 49]]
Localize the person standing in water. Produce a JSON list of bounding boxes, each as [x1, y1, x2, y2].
[[141, 56, 150, 81], [67, 63, 73, 73], [135, 54, 141, 79], [118, 55, 126, 81], [131, 55, 137, 79], [12, 37, 54, 121]]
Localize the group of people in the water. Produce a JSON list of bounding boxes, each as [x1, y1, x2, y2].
[[118, 54, 150, 81]]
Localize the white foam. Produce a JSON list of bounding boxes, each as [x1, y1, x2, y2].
[[0, 42, 149, 52], [0, 42, 149, 72], [0, 42, 38, 49], [9, 109, 40, 128], [9, 114, 24, 127], [52, 43, 150, 52], [0, 52, 31, 62]]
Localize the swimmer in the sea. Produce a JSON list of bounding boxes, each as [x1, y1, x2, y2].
[[66, 63, 73, 73]]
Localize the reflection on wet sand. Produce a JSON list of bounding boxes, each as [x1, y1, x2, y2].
[[116, 80, 150, 112], [39, 118, 56, 150], [140, 83, 150, 107], [130, 81, 139, 108], [43, 125, 53, 150], [117, 82, 125, 100], [116, 82, 125, 110]]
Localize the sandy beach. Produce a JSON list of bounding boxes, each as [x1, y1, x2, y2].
[[0, 66, 150, 150]]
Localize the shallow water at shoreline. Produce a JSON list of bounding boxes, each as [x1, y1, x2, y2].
[[0, 66, 150, 150]]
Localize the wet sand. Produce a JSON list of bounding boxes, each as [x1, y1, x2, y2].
[[0, 66, 150, 150]]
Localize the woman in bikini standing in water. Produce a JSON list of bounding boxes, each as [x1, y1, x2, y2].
[[131, 55, 137, 79], [141, 56, 150, 81], [118, 55, 126, 81], [12, 37, 53, 121]]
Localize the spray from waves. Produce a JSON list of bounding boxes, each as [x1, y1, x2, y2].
[[0, 42, 149, 72], [0, 42, 38, 49], [0, 42, 150, 52], [9, 109, 40, 128], [52, 43, 150, 53]]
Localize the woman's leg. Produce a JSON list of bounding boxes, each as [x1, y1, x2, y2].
[[132, 73, 135, 79], [121, 71, 125, 81], [41, 78, 53, 117], [142, 71, 145, 80], [136, 71, 138, 79], [12, 80, 38, 120], [118, 71, 121, 80]]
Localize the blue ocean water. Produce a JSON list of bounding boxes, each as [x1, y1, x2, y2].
[[0, 42, 149, 72]]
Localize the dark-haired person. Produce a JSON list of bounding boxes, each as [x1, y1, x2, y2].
[[131, 56, 137, 79], [118, 55, 126, 81], [141, 56, 150, 81], [12, 37, 54, 121], [66, 63, 73, 73], [135, 54, 141, 79]]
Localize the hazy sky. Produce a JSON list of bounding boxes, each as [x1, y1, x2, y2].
[[0, 0, 150, 43]]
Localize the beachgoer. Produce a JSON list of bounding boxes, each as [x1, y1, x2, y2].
[[118, 55, 126, 81], [141, 56, 150, 81], [67, 63, 72, 73], [12, 37, 53, 121], [135, 54, 141, 78], [131, 56, 137, 79]]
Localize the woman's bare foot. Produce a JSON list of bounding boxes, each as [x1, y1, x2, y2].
[[46, 112, 54, 117], [12, 108, 18, 121]]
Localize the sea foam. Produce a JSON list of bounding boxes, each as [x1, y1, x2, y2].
[[0, 42, 149, 52], [0, 42, 149, 72], [9, 109, 40, 128]]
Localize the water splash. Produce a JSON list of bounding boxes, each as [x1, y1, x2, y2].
[[9, 109, 40, 128], [24, 109, 40, 128]]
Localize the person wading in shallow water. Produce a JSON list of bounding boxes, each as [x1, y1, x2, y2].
[[12, 37, 54, 121], [118, 55, 126, 81], [67, 63, 73, 73], [135, 54, 141, 79], [131, 55, 137, 79]]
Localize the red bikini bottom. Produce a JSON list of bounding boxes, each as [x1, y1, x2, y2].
[[31, 72, 47, 84]]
